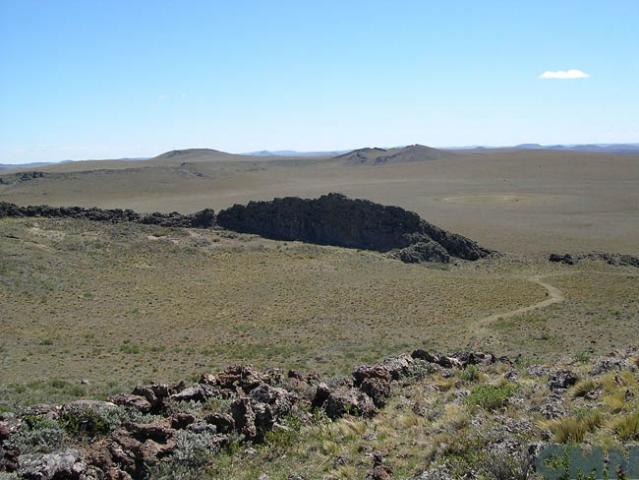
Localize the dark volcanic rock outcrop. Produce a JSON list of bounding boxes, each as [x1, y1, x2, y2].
[[0, 201, 215, 229], [1, 194, 491, 263], [217, 193, 493, 261], [549, 252, 639, 268]]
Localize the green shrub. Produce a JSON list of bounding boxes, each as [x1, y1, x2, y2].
[[460, 365, 480, 382], [9, 415, 65, 454], [478, 448, 534, 480], [466, 383, 518, 410], [59, 406, 126, 436], [119, 342, 141, 354], [576, 351, 591, 363], [152, 431, 218, 480]]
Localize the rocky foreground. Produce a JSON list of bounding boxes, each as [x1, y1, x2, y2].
[[1, 348, 638, 479]]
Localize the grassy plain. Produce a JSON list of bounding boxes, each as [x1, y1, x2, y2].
[[2, 148, 638, 255], [1, 217, 637, 410]]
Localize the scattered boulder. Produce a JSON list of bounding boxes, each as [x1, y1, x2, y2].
[[204, 412, 235, 434], [17, 449, 86, 480], [170, 412, 197, 430], [170, 384, 215, 403], [131, 383, 183, 412], [110, 394, 152, 414], [231, 397, 258, 440], [548, 370, 578, 391], [366, 451, 393, 480], [217, 365, 265, 392], [324, 387, 376, 419], [109, 421, 177, 477], [411, 350, 464, 369], [395, 241, 450, 264], [312, 383, 331, 408]]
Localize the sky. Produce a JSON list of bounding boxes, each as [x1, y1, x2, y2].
[[1, 1, 638, 164]]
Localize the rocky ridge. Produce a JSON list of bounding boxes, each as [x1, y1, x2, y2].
[[549, 252, 639, 268], [1, 194, 494, 263], [216, 193, 493, 262], [2, 347, 638, 479]]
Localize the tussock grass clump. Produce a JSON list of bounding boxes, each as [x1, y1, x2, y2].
[[466, 383, 518, 410], [612, 411, 639, 441], [571, 379, 598, 398], [543, 409, 603, 443]]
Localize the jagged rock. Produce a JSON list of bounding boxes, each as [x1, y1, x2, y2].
[[231, 397, 257, 440], [451, 351, 497, 367], [170, 384, 215, 403], [110, 394, 152, 414], [548, 370, 578, 391], [324, 387, 376, 419], [186, 421, 218, 436], [17, 449, 86, 479], [590, 351, 637, 375], [312, 383, 331, 408], [0, 421, 10, 442], [549, 253, 575, 265], [216, 194, 493, 262], [549, 251, 639, 268], [0, 201, 215, 230], [199, 373, 218, 385], [218, 365, 265, 392], [249, 384, 294, 419], [527, 365, 551, 377], [359, 377, 392, 408], [411, 350, 463, 369], [170, 412, 197, 429], [353, 365, 393, 408], [366, 452, 393, 480], [395, 241, 451, 263], [380, 354, 415, 379], [21, 404, 60, 420], [287, 370, 305, 381], [110, 421, 177, 476], [131, 383, 183, 412], [204, 412, 235, 434]]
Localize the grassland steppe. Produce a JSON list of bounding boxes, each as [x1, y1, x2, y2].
[[1, 147, 638, 479]]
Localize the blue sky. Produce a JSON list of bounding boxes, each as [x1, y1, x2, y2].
[[1, 1, 638, 164]]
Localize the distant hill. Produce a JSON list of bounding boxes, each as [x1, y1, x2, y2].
[[150, 148, 244, 164], [246, 149, 348, 157], [0, 161, 69, 171], [335, 144, 453, 165], [513, 143, 639, 154]]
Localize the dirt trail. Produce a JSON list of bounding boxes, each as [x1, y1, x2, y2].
[[468, 270, 639, 346], [467, 273, 568, 344], [478, 274, 566, 327]]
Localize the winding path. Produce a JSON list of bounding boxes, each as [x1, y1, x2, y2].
[[477, 274, 566, 326], [468, 273, 568, 343]]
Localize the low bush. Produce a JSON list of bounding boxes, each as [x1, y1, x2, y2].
[[466, 383, 518, 410]]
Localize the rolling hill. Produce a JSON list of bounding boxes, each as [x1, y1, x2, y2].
[[335, 144, 454, 165]]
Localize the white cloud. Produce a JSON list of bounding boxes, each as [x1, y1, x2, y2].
[[538, 69, 590, 80]]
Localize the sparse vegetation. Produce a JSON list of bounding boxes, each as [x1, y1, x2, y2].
[[466, 383, 518, 410]]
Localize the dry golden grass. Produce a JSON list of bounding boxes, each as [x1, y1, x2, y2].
[[0, 217, 544, 403], [2, 149, 639, 255], [1, 216, 637, 409]]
